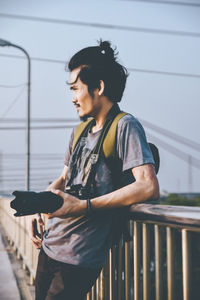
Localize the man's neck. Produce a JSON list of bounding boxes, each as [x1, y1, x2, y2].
[[92, 102, 114, 133]]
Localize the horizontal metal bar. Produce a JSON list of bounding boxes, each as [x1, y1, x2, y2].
[[130, 204, 200, 229]]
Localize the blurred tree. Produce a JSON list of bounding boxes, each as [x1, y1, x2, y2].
[[161, 193, 200, 206]]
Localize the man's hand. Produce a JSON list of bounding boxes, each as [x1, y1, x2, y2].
[[28, 215, 44, 249], [48, 189, 87, 219]]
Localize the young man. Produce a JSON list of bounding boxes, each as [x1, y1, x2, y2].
[[31, 40, 159, 300]]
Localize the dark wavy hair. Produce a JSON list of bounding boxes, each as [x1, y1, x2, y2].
[[67, 40, 128, 103]]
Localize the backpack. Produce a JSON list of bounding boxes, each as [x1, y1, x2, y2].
[[72, 112, 160, 175], [71, 111, 160, 244]]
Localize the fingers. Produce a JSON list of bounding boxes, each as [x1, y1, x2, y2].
[[29, 217, 43, 248], [31, 236, 42, 249], [42, 213, 49, 219], [31, 217, 43, 239], [31, 218, 37, 237], [38, 216, 44, 226]]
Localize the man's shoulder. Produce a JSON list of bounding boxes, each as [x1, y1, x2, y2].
[[117, 112, 143, 130]]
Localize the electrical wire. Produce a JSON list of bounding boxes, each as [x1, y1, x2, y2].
[[0, 125, 75, 130], [1, 178, 53, 182], [0, 53, 65, 64], [3, 153, 63, 157], [140, 118, 200, 152], [0, 13, 199, 38], [2, 116, 199, 152], [1, 53, 200, 79], [3, 165, 62, 169], [128, 67, 200, 79], [146, 131, 200, 169], [0, 83, 26, 88], [0, 118, 79, 123], [120, 0, 200, 7], [0, 86, 26, 119]]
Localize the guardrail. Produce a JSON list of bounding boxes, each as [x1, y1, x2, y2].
[[1, 197, 200, 300]]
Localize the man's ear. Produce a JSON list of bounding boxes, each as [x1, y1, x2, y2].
[[98, 80, 105, 96]]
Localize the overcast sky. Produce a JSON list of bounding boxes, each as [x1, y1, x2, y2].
[[0, 0, 200, 193]]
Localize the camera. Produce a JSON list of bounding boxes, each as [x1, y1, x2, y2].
[[10, 184, 92, 217], [10, 191, 63, 217]]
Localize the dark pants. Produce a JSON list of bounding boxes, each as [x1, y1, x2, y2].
[[35, 248, 101, 300]]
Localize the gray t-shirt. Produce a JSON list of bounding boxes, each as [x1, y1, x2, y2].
[[42, 114, 154, 268]]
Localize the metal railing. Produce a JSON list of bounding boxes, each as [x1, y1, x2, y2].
[[1, 197, 200, 300]]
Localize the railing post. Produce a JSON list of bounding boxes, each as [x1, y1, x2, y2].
[[133, 221, 141, 300], [166, 227, 175, 300], [155, 225, 163, 300], [101, 263, 109, 300], [182, 229, 191, 300], [125, 238, 131, 300], [91, 284, 95, 300], [143, 223, 150, 300], [118, 238, 123, 300], [109, 245, 118, 300], [96, 273, 101, 300]]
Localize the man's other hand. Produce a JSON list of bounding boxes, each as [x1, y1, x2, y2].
[[28, 215, 44, 249], [48, 189, 87, 219]]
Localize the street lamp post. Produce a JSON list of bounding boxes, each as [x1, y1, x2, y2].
[[0, 38, 31, 190]]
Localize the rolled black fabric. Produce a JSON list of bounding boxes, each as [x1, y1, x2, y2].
[[10, 191, 63, 217]]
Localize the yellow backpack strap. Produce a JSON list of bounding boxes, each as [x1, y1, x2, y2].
[[103, 112, 127, 158], [72, 118, 94, 152]]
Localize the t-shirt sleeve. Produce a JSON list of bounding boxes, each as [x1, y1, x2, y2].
[[117, 115, 155, 172], [64, 129, 74, 166]]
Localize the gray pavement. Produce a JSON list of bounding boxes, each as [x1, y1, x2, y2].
[[0, 231, 20, 300]]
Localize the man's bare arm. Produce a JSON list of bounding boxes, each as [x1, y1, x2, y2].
[[49, 164, 159, 218], [91, 164, 159, 210]]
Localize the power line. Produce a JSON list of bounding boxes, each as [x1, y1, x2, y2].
[[0, 86, 26, 119], [3, 153, 63, 157], [140, 118, 200, 152], [3, 168, 62, 172], [147, 132, 200, 169], [121, 0, 200, 7], [0, 118, 79, 123], [0, 53, 65, 64], [0, 13, 200, 38], [1, 178, 54, 182], [0, 125, 75, 130], [0, 83, 26, 88], [1, 53, 200, 79], [2, 116, 199, 152], [3, 157, 63, 160], [128, 67, 200, 79]]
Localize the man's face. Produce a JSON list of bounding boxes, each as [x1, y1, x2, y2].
[[69, 67, 99, 118]]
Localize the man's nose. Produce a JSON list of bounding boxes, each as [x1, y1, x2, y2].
[[72, 97, 77, 104]]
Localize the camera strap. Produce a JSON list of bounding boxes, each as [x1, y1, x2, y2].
[[67, 104, 122, 191]]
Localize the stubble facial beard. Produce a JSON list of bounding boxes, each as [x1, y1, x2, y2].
[[80, 115, 89, 122], [78, 91, 96, 122], [79, 111, 93, 122]]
